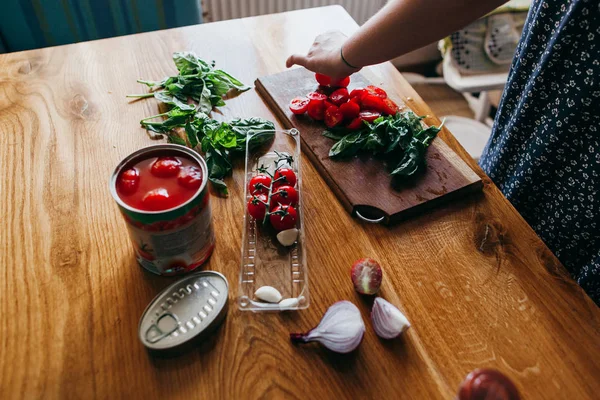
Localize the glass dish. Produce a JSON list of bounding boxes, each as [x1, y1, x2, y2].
[[238, 129, 309, 312]]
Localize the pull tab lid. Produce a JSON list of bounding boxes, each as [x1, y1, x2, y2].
[[138, 271, 229, 354]]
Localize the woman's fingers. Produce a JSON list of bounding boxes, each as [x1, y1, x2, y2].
[[286, 54, 308, 68]]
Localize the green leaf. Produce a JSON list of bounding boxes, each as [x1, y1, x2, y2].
[[208, 177, 228, 197], [329, 131, 367, 158], [363, 131, 385, 152], [185, 121, 199, 149], [167, 134, 187, 146], [322, 129, 347, 141], [390, 140, 426, 177], [198, 80, 213, 114], [154, 91, 195, 111]]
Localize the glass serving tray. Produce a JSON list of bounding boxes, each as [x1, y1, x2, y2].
[[238, 129, 309, 312]]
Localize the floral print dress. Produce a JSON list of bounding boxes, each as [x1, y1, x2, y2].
[[479, 0, 600, 304]]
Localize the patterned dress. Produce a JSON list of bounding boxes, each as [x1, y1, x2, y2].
[[480, 0, 600, 304]]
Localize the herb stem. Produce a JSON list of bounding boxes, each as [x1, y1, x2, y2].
[[126, 93, 155, 99]]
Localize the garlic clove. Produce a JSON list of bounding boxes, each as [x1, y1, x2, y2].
[[290, 301, 365, 353], [254, 286, 283, 303], [276, 228, 299, 247], [279, 297, 299, 309], [371, 297, 410, 339]]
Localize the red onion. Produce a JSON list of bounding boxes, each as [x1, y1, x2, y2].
[[457, 369, 521, 400], [290, 301, 365, 353], [371, 297, 410, 339]]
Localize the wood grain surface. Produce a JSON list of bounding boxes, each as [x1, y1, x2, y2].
[[256, 67, 482, 223], [0, 6, 598, 400]]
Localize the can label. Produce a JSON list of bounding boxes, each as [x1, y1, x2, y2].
[[120, 188, 215, 275]]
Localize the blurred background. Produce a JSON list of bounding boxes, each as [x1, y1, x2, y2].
[[0, 0, 529, 159]]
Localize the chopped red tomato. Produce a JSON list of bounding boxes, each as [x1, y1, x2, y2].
[[361, 94, 387, 113], [382, 98, 399, 115], [365, 85, 387, 99], [347, 117, 364, 130], [307, 99, 326, 120], [349, 88, 365, 99], [359, 110, 381, 122], [289, 97, 310, 114], [324, 105, 344, 128], [307, 92, 328, 101], [329, 88, 349, 106], [339, 101, 360, 120]]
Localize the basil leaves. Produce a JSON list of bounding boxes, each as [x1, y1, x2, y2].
[[129, 52, 275, 196], [324, 111, 443, 178]]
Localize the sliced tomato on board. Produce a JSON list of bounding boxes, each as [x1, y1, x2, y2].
[[315, 73, 331, 86], [349, 88, 365, 99], [361, 94, 387, 113], [365, 85, 387, 99], [324, 105, 344, 128], [329, 88, 349, 106], [359, 110, 381, 122], [382, 98, 400, 115], [346, 117, 364, 130], [339, 101, 360, 120], [289, 97, 310, 114], [307, 99, 326, 120], [307, 92, 328, 101]]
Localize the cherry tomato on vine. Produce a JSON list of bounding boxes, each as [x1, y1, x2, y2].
[[269, 205, 298, 231], [247, 194, 268, 220], [248, 174, 272, 194], [270, 185, 298, 208], [274, 168, 297, 188]]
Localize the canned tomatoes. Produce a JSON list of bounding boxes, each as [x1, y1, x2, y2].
[[110, 144, 215, 276]]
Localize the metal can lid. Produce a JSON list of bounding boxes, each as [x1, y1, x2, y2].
[[138, 271, 229, 354]]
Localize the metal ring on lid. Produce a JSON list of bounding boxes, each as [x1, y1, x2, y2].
[[355, 210, 385, 224]]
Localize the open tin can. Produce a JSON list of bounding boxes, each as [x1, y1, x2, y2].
[[110, 144, 215, 275]]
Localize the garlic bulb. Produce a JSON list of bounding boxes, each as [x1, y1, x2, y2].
[[290, 301, 365, 353], [371, 297, 410, 339], [254, 286, 282, 303], [276, 228, 298, 247]]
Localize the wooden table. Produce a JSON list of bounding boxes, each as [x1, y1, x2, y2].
[[0, 6, 598, 399]]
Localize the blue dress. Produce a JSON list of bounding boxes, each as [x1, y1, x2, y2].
[[479, 0, 600, 304]]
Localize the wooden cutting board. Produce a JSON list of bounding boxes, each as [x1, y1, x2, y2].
[[256, 68, 482, 225]]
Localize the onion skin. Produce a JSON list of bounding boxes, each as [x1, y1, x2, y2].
[[351, 258, 383, 295], [457, 369, 521, 400], [290, 301, 365, 353], [371, 297, 410, 339]]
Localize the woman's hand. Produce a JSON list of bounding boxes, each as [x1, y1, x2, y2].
[[286, 31, 360, 79]]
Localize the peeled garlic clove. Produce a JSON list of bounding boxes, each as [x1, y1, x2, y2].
[[371, 297, 410, 339], [276, 228, 299, 247], [290, 301, 365, 353], [254, 286, 282, 303], [279, 297, 299, 309]]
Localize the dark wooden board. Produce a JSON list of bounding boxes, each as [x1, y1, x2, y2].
[[256, 67, 483, 224]]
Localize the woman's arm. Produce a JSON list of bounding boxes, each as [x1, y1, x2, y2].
[[286, 0, 506, 78]]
